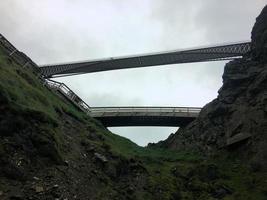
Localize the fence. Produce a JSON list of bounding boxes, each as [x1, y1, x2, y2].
[[45, 79, 91, 113]]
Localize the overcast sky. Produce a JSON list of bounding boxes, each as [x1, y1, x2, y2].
[[0, 1, 265, 146]]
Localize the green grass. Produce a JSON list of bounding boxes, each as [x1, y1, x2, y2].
[[0, 46, 91, 163], [93, 125, 201, 162], [208, 156, 267, 200], [0, 47, 88, 124]]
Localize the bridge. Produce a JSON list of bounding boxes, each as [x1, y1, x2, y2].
[[43, 79, 200, 127], [39, 42, 251, 78], [89, 107, 200, 127]]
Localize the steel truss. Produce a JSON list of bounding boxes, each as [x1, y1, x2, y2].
[[40, 42, 251, 78]]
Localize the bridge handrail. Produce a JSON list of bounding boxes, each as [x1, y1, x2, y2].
[[89, 107, 201, 113], [44, 79, 91, 113]]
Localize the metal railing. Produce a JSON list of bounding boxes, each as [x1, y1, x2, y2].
[[89, 106, 201, 118], [45, 79, 91, 113], [43, 80, 201, 118]]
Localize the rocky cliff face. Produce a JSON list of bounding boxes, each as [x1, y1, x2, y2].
[[252, 6, 267, 63], [156, 6, 267, 170]]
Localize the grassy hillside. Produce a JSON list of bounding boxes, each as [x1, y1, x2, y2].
[[0, 44, 266, 200]]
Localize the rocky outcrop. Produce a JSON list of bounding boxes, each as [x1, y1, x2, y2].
[[252, 5, 267, 62], [155, 5, 267, 170]]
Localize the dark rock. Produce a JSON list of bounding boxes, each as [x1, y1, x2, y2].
[[204, 164, 219, 181], [212, 185, 233, 199], [50, 187, 61, 198], [2, 162, 26, 180], [105, 164, 117, 179], [10, 197, 24, 200], [187, 177, 209, 192], [212, 188, 228, 199], [171, 191, 182, 200], [9, 187, 24, 200], [126, 186, 135, 194], [94, 152, 108, 163], [251, 5, 267, 63], [250, 160, 263, 172], [35, 186, 44, 193]]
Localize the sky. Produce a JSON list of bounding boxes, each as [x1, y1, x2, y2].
[[0, 0, 266, 146]]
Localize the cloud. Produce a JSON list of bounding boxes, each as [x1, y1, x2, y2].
[[196, 0, 266, 43]]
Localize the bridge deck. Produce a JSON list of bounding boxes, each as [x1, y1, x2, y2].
[[89, 107, 200, 127]]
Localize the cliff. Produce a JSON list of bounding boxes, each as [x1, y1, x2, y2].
[[155, 6, 267, 170]]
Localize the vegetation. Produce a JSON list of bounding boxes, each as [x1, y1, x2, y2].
[[0, 47, 87, 123]]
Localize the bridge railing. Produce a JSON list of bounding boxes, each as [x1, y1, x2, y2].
[[44, 79, 91, 113], [90, 107, 201, 112], [89, 107, 201, 117]]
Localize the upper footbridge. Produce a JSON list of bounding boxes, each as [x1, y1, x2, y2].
[[39, 42, 251, 78]]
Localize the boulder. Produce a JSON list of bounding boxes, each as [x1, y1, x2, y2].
[[94, 152, 108, 163]]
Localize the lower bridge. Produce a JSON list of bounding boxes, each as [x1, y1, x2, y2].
[[89, 107, 201, 127], [43, 80, 201, 127]]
